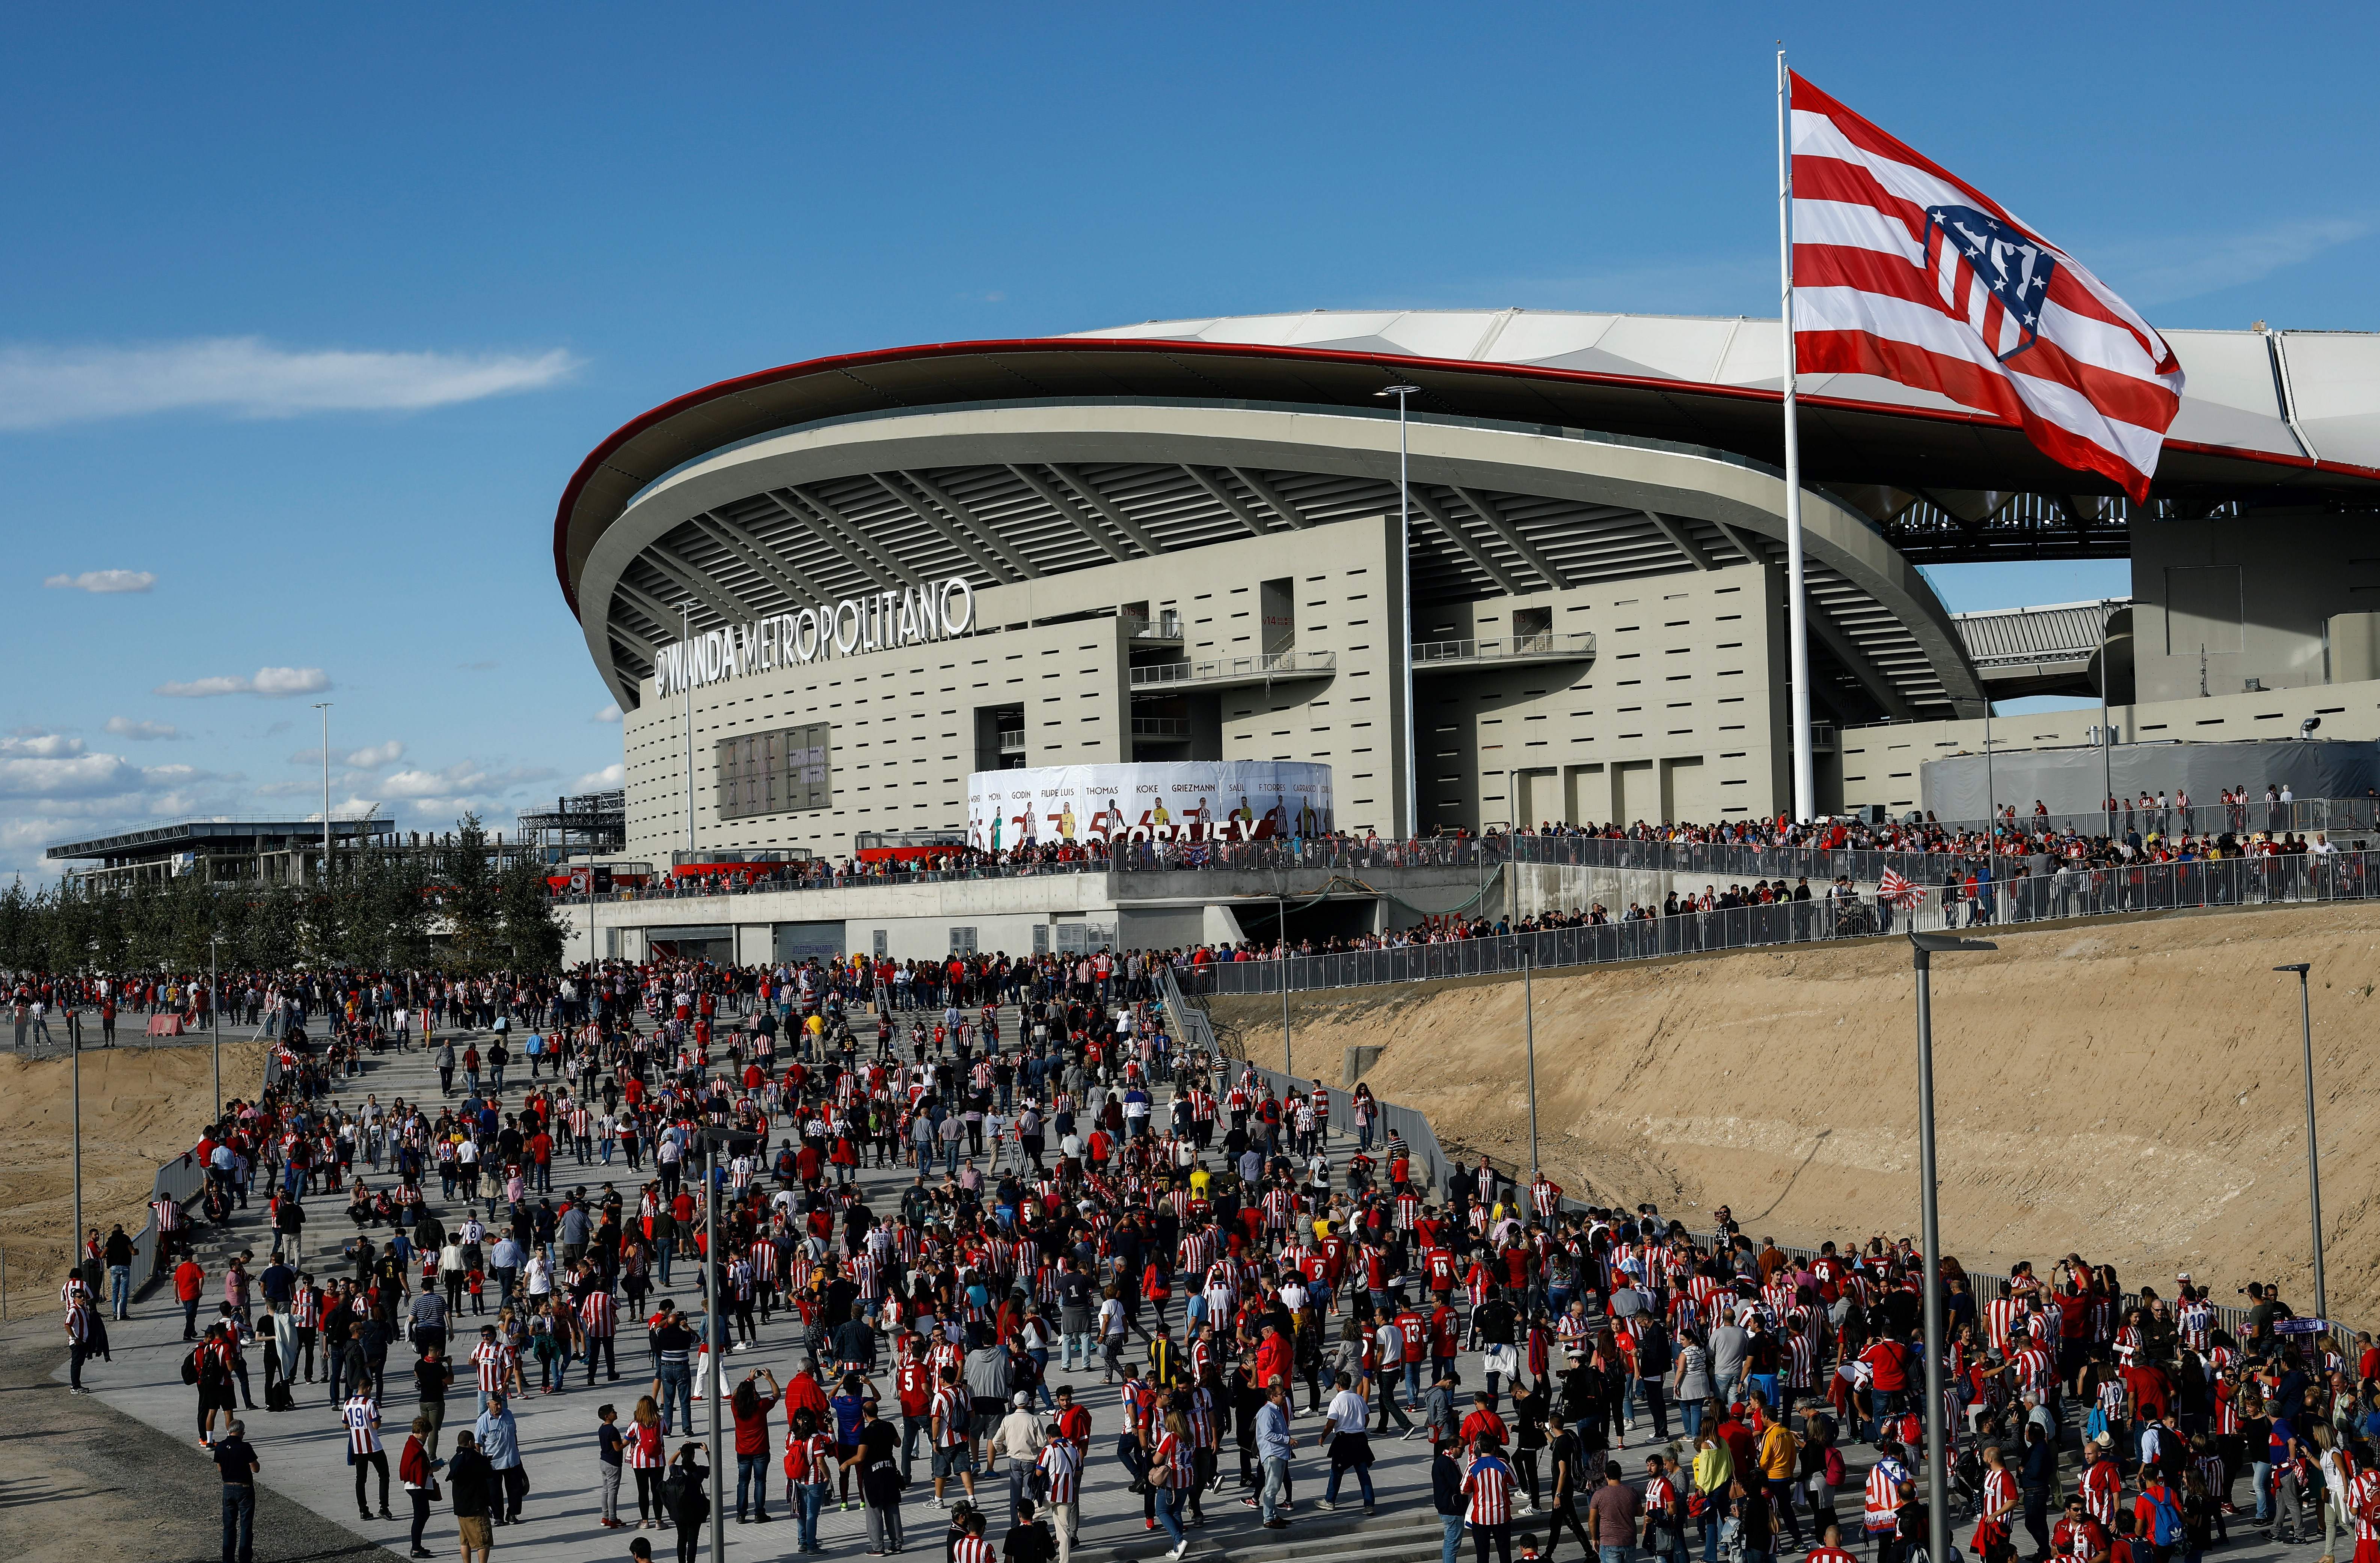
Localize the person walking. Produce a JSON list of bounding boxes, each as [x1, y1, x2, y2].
[[400, 1415, 440, 1558], [475, 1391, 527, 1525], [346, 1386, 395, 1521], [448, 1430, 496, 1563], [211, 1417, 260, 1563]]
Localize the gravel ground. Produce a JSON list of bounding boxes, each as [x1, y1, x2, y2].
[[0, 1315, 402, 1563]]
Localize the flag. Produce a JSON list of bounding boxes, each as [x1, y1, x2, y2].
[[1877, 867, 1922, 909], [1788, 73, 2184, 502]]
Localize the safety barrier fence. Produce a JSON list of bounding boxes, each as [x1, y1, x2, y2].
[[1176, 849, 2380, 996]]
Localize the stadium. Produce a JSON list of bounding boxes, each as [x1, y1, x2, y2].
[[560, 307, 2380, 875]]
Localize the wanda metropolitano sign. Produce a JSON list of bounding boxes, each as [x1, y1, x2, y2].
[[653, 576, 976, 696]]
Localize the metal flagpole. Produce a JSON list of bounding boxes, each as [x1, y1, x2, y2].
[[1777, 48, 1815, 823]]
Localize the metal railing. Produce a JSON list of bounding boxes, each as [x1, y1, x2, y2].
[[550, 802, 2380, 907], [1127, 649, 1336, 689], [1158, 966, 1452, 1198], [1411, 632, 1594, 667], [1176, 849, 2380, 995]]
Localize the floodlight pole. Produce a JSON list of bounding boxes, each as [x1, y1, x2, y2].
[[1910, 930, 1995, 1563], [1379, 384, 1422, 841], [2274, 963, 2327, 1321]]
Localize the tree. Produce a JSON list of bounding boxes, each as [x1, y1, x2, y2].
[[442, 812, 504, 973], [499, 851, 566, 972]]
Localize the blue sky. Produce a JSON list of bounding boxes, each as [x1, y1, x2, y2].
[[6, 4, 2375, 876]]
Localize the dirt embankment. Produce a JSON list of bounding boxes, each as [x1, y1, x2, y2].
[[1213, 901, 2380, 1325], [0, 1043, 268, 1315]]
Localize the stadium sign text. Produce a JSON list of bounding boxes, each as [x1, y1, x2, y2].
[[654, 577, 975, 696]]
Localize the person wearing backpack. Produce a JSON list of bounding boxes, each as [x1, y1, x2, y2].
[[2133, 1469, 2187, 1563]]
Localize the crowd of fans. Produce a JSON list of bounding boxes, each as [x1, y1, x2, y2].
[[50, 950, 2380, 1563]]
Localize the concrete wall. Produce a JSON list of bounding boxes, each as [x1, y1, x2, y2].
[[2132, 508, 2380, 704], [1840, 672, 2380, 817]]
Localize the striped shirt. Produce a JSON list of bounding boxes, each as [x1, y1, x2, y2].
[[932, 1385, 971, 1446], [472, 1340, 513, 1391], [579, 1290, 616, 1337], [1864, 1458, 1909, 1531], [785, 1430, 835, 1483], [953, 1538, 995, 1563], [1463, 1453, 1516, 1525], [1037, 1436, 1082, 1503], [344, 1395, 383, 1454]]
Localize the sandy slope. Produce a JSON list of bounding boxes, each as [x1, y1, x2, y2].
[[1212, 900, 2380, 1325], [0, 1042, 268, 1314]]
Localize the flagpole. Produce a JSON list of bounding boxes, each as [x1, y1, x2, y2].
[[1777, 47, 1816, 824]]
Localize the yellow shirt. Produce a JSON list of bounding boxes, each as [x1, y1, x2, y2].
[[1758, 1422, 1798, 1480], [1188, 1168, 1211, 1200]]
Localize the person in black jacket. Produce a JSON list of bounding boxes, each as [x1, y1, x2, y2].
[[1434, 1439, 1469, 1563], [666, 1443, 710, 1563], [447, 1430, 496, 1563]]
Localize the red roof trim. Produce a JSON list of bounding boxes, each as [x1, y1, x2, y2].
[[555, 336, 2380, 616]]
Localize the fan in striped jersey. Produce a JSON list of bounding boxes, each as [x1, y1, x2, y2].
[[1790, 73, 2184, 502]]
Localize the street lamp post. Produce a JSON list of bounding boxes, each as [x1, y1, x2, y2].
[[2274, 962, 2327, 1321], [1909, 929, 1996, 1563], [1277, 892, 1293, 1076], [312, 702, 332, 888], [1377, 384, 1421, 841], [2099, 600, 2116, 837], [210, 935, 224, 1122], [700, 1123, 758, 1563], [1522, 943, 1540, 1182]]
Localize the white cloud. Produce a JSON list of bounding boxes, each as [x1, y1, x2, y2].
[[0, 338, 581, 429], [295, 742, 407, 770], [0, 732, 88, 758], [106, 717, 183, 741], [157, 665, 330, 699], [2098, 214, 2377, 306], [575, 764, 626, 791], [593, 703, 621, 723], [45, 569, 155, 593], [374, 761, 557, 801]]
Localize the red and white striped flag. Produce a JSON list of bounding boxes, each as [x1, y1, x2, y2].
[[1877, 867, 1922, 909], [1789, 73, 2184, 502]]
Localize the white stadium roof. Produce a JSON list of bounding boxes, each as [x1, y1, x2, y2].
[[1072, 309, 2380, 473]]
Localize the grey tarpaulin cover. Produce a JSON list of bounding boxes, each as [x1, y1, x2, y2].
[[1921, 738, 2378, 821]]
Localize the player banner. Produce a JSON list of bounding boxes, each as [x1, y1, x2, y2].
[[967, 761, 1333, 850]]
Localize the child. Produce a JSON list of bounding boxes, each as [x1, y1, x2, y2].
[[467, 1268, 487, 1315]]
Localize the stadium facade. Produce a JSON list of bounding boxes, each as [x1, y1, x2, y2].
[[560, 309, 2380, 874]]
